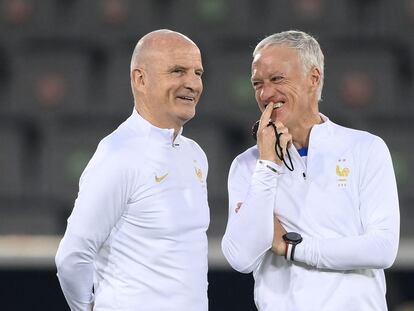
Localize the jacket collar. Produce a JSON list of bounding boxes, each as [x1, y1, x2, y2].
[[126, 108, 183, 146], [309, 113, 334, 140]]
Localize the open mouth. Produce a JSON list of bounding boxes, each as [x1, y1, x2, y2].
[[272, 101, 284, 109], [177, 95, 195, 102], [265, 101, 285, 109]]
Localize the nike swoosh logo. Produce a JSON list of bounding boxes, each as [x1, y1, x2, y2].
[[155, 173, 168, 183]]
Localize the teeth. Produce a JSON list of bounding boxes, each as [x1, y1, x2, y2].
[[272, 102, 284, 109], [179, 96, 194, 101]]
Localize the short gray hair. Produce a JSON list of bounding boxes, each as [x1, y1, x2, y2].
[[253, 30, 324, 101]]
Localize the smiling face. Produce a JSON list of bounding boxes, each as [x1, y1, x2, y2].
[[132, 33, 203, 131], [251, 44, 320, 130]]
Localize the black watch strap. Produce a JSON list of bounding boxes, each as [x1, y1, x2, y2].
[[283, 232, 302, 261]]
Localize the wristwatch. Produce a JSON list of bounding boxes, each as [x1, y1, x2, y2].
[[283, 232, 303, 261]]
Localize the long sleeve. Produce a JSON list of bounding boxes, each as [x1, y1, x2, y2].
[[55, 149, 132, 311], [222, 157, 283, 273], [295, 137, 400, 270]]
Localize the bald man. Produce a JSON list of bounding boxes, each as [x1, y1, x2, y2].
[[56, 30, 209, 311]]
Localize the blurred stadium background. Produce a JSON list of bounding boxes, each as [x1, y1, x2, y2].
[[1, 0, 414, 310]]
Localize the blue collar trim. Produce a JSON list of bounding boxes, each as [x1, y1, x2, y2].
[[297, 147, 308, 157]]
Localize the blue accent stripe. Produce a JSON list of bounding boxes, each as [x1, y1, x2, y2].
[[297, 147, 308, 157]]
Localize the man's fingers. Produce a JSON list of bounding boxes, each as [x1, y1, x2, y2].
[[279, 133, 293, 155], [258, 103, 275, 131]]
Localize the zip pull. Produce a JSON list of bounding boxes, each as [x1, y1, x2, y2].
[[302, 172, 306, 180]]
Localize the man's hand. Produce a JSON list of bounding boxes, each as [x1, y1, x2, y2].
[[257, 103, 292, 165], [271, 215, 287, 256]]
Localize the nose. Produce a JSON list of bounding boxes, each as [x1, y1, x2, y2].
[[184, 73, 203, 94], [259, 82, 274, 103]]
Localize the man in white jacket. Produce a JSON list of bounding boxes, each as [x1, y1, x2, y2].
[[222, 30, 400, 311], [56, 29, 209, 311]]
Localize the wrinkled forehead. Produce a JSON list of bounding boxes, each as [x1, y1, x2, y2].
[[155, 41, 202, 66], [251, 45, 301, 73]]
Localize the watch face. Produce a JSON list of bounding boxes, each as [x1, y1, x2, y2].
[[284, 232, 302, 244]]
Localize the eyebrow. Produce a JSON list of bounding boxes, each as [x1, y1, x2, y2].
[[169, 65, 186, 72], [251, 71, 285, 81], [169, 65, 204, 74]]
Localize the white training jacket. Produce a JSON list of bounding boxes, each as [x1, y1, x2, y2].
[[222, 115, 400, 311], [56, 109, 209, 311]]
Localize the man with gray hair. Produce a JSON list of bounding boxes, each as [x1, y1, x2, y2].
[[56, 29, 209, 311], [222, 30, 399, 310]]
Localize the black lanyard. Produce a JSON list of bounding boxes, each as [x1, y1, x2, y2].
[[252, 120, 294, 171]]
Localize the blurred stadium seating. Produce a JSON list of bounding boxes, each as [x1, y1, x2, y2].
[[1, 0, 414, 310]]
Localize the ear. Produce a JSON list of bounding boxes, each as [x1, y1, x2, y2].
[[131, 68, 146, 91], [309, 67, 321, 92]]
